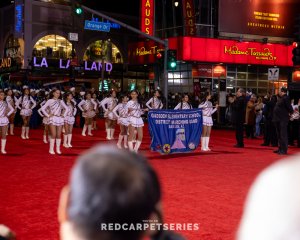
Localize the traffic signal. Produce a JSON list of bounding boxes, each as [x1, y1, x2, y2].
[[167, 49, 177, 70], [292, 42, 300, 66], [75, 4, 83, 15], [156, 51, 164, 68]]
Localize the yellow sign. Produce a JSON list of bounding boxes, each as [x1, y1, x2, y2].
[[136, 46, 164, 56], [224, 46, 277, 61], [0, 58, 12, 69]]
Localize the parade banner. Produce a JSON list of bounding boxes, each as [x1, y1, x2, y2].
[[148, 109, 202, 154]]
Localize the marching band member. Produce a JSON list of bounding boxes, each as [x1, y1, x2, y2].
[[198, 91, 218, 151], [0, 91, 14, 154], [92, 93, 100, 131], [126, 90, 148, 153], [146, 90, 163, 109], [61, 92, 77, 148], [78, 92, 97, 136], [38, 98, 50, 144], [113, 94, 129, 149], [174, 94, 193, 110], [17, 87, 37, 139], [5, 89, 17, 135], [101, 90, 118, 140], [41, 89, 67, 155]]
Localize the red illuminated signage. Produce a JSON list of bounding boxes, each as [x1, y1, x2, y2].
[[140, 0, 154, 35], [128, 37, 293, 67], [182, 0, 196, 36], [177, 37, 293, 66]]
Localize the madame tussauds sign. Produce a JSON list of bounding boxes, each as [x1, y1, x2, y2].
[[33, 57, 113, 72]]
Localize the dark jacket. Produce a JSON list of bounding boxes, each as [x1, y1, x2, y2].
[[272, 94, 293, 123], [263, 99, 276, 121], [231, 96, 246, 124]]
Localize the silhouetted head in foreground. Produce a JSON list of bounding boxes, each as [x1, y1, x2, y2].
[[58, 145, 161, 240]]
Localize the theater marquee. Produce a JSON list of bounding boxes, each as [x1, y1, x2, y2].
[[219, 0, 298, 38], [140, 0, 154, 35]]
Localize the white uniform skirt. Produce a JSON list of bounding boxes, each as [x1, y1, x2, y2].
[[0, 117, 9, 127], [83, 110, 96, 118], [203, 116, 213, 126], [118, 117, 129, 126], [128, 116, 144, 128], [48, 116, 64, 126], [64, 116, 75, 125], [43, 117, 49, 125], [20, 109, 32, 117], [108, 112, 117, 121]]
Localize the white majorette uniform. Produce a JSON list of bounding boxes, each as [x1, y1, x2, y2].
[[101, 97, 118, 120], [113, 103, 129, 126], [0, 100, 14, 126], [78, 99, 97, 118], [146, 97, 163, 109], [6, 96, 17, 113], [40, 99, 66, 126], [126, 100, 144, 128], [174, 102, 193, 110], [18, 95, 37, 116], [61, 101, 77, 125], [198, 101, 217, 126]]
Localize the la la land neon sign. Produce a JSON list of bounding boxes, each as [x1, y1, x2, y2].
[[33, 57, 113, 72]]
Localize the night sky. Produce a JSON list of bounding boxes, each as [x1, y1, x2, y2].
[[0, 0, 141, 16]]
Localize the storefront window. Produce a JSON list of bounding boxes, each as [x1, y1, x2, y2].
[[84, 40, 123, 64], [32, 35, 73, 59], [4, 35, 23, 68]]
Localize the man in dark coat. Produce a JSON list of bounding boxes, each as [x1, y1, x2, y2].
[[230, 88, 246, 148], [272, 87, 294, 155]]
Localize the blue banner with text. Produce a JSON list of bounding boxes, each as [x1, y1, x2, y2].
[[148, 109, 202, 154]]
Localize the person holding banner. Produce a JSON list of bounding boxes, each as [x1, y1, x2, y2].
[[113, 94, 129, 149], [174, 94, 193, 110], [198, 92, 218, 151], [127, 90, 148, 153], [146, 90, 163, 109]]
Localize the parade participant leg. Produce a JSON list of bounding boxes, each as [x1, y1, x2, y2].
[[128, 125, 135, 151], [67, 124, 73, 147], [82, 118, 88, 136], [117, 124, 128, 149], [206, 126, 212, 151], [9, 114, 15, 135], [105, 118, 111, 140], [43, 124, 49, 144], [63, 123, 69, 148], [87, 118, 93, 136], [1, 125, 8, 154], [21, 116, 30, 139], [134, 127, 143, 153], [49, 125, 62, 155], [201, 126, 208, 151], [109, 120, 116, 140]]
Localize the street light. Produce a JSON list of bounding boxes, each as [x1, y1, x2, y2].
[[174, 0, 179, 7]]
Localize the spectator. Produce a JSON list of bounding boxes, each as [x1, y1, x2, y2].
[[255, 97, 264, 137], [261, 95, 277, 147], [230, 88, 246, 148], [245, 94, 256, 139], [58, 145, 184, 240], [237, 153, 300, 240], [272, 87, 294, 155]]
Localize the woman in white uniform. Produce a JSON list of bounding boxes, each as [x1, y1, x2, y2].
[[0, 91, 14, 154], [41, 89, 67, 155], [113, 94, 129, 149], [198, 91, 218, 151], [101, 90, 118, 140], [5, 89, 17, 135], [146, 90, 163, 110], [37, 96, 50, 144], [78, 92, 97, 136], [61, 92, 77, 148], [17, 87, 37, 139], [126, 90, 148, 153], [174, 94, 193, 110]]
